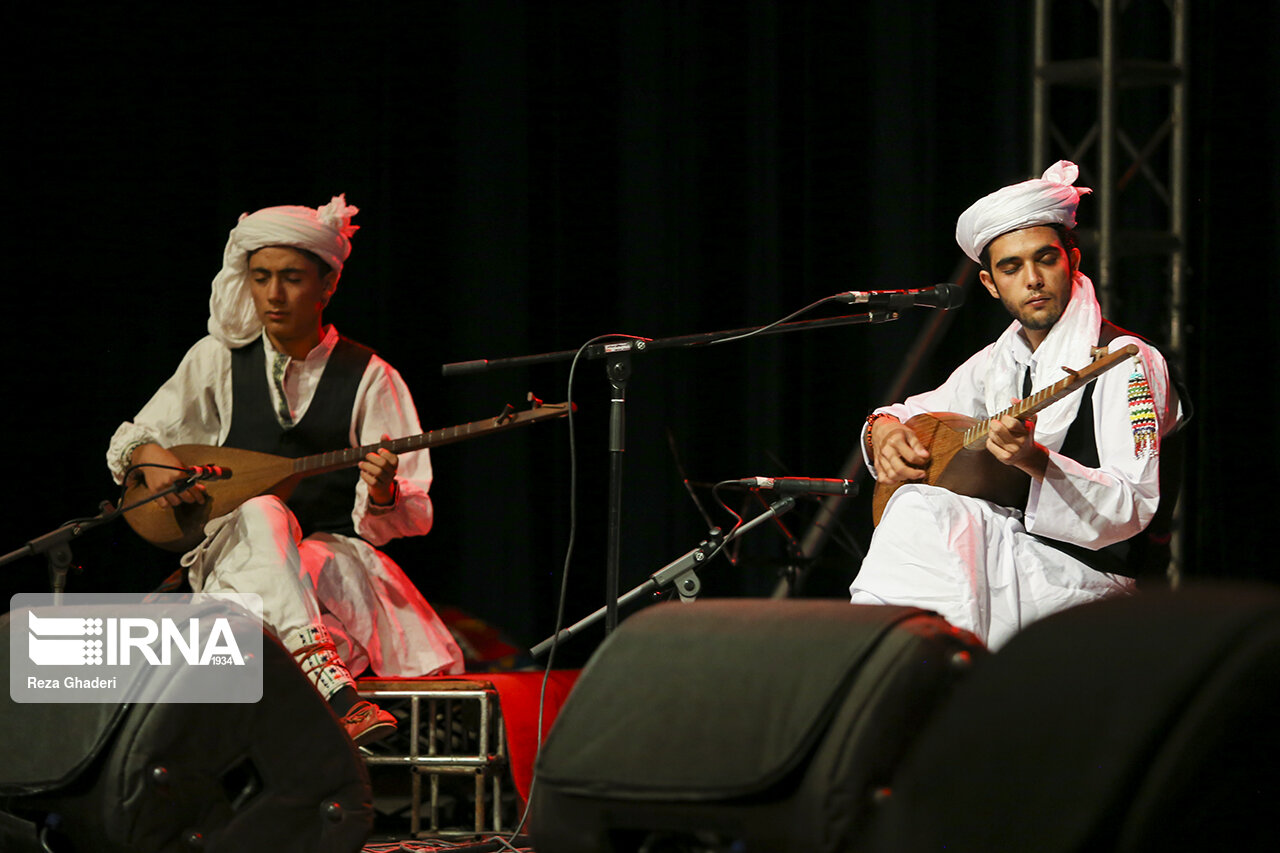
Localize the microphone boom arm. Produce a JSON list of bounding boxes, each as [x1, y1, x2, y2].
[[529, 496, 796, 658]]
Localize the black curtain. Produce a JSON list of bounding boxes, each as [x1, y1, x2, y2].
[[3, 2, 1274, 666]]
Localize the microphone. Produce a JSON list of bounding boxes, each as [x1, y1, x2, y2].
[[734, 477, 857, 497], [834, 283, 964, 311], [182, 465, 233, 481]]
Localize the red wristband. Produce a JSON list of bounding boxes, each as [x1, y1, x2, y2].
[[864, 412, 899, 454]]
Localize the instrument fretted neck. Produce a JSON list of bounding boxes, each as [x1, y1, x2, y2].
[[959, 344, 1139, 449], [122, 398, 572, 552], [292, 404, 572, 476]]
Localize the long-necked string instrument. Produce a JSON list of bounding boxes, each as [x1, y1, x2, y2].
[[870, 344, 1139, 525], [123, 398, 572, 551]]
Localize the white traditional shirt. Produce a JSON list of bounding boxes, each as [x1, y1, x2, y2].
[[107, 325, 433, 546], [861, 272, 1181, 551]]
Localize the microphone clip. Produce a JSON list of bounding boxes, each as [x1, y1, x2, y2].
[[181, 465, 233, 483]]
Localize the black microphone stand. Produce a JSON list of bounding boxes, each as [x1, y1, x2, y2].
[[0, 473, 218, 602], [443, 309, 899, 640], [603, 351, 630, 632], [529, 495, 796, 658]]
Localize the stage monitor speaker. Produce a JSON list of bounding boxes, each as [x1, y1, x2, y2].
[[528, 599, 987, 853], [0, 609, 373, 853], [866, 582, 1280, 852]]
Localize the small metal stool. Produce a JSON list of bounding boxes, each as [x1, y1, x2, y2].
[[357, 678, 509, 838]]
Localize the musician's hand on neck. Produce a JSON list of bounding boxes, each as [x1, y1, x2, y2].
[[360, 433, 400, 508], [987, 413, 1048, 481]]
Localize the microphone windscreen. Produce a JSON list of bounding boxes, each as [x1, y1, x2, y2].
[[936, 282, 965, 309]]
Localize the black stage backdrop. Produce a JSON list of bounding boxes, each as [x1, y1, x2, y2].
[[3, 2, 1276, 666]]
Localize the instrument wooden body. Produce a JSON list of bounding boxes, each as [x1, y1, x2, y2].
[[870, 412, 1031, 526], [123, 401, 572, 552], [870, 344, 1139, 526]]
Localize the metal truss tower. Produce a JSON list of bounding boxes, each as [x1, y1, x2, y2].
[[1032, 0, 1190, 581]]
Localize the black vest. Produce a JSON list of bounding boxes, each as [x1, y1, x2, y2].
[[225, 336, 375, 538], [1040, 320, 1192, 582]]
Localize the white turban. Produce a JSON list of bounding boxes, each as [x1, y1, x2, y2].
[[955, 161, 1092, 264], [207, 194, 360, 346]]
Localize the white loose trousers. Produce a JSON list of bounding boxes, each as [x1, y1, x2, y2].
[[850, 485, 1134, 649]]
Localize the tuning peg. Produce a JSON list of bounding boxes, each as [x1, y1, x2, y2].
[[527, 392, 544, 408]]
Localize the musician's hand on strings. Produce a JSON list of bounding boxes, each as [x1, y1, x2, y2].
[[130, 443, 207, 508], [871, 418, 931, 485], [361, 434, 400, 507], [987, 412, 1049, 480]]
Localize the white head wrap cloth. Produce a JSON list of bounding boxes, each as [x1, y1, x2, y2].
[[955, 160, 1092, 264], [207, 195, 360, 346]]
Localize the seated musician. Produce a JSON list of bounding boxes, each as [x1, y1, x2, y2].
[[851, 161, 1186, 649], [107, 195, 463, 744]]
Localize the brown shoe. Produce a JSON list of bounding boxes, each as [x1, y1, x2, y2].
[[340, 699, 397, 746]]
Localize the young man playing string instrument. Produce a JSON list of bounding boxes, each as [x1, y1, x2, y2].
[[850, 162, 1187, 649], [107, 196, 463, 744]]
